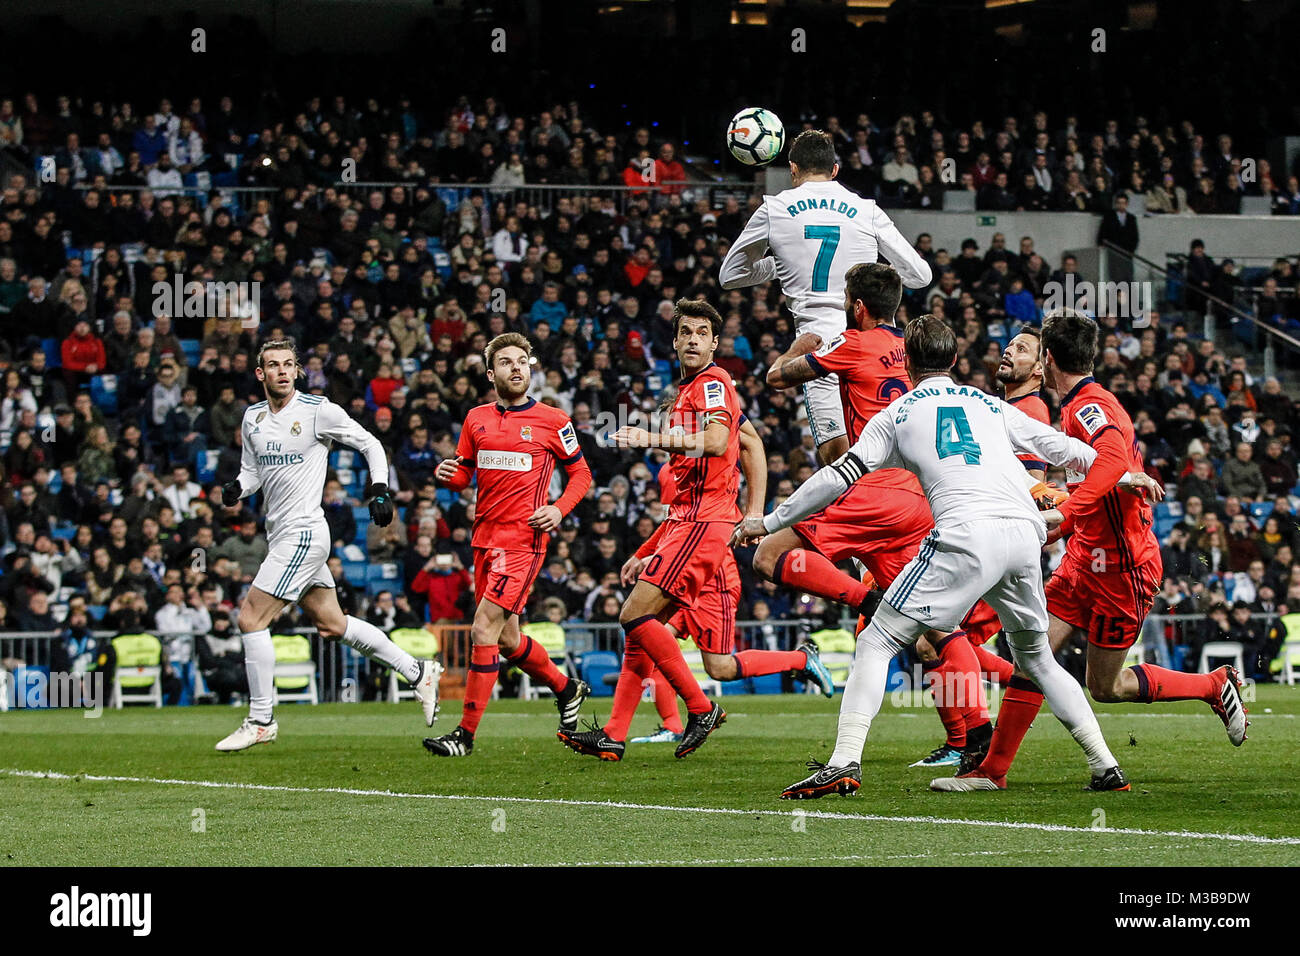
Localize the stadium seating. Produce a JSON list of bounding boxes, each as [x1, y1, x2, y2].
[[516, 621, 572, 699], [386, 627, 441, 702], [808, 627, 857, 690], [1199, 641, 1246, 675], [110, 634, 164, 708], [271, 634, 318, 705]]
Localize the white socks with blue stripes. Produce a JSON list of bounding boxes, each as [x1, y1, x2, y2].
[[1005, 629, 1117, 773], [341, 616, 421, 683], [242, 629, 275, 723], [829, 615, 908, 768]]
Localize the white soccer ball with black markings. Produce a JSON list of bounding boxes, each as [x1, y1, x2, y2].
[[727, 107, 785, 166]]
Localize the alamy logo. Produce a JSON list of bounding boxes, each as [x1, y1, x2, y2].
[[1043, 274, 1152, 328], [152, 275, 261, 328], [49, 886, 152, 936]]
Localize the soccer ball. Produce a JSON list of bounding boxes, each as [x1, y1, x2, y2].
[[727, 107, 785, 166]]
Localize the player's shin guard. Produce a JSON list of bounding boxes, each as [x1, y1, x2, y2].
[[732, 649, 810, 678], [774, 548, 869, 610], [828, 605, 910, 768], [936, 631, 990, 732], [340, 615, 421, 682], [1128, 663, 1219, 702], [606, 638, 654, 741], [504, 634, 569, 695], [973, 642, 1014, 686], [242, 629, 275, 723], [461, 644, 500, 734], [1005, 629, 1116, 774], [922, 658, 967, 748], [627, 615, 712, 715], [650, 669, 684, 734]]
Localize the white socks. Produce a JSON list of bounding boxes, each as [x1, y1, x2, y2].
[[242, 629, 275, 723], [829, 617, 908, 768], [1006, 629, 1117, 773], [340, 615, 421, 683]]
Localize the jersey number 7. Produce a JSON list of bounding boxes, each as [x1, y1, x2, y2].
[[935, 406, 981, 464], [804, 225, 840, 292]]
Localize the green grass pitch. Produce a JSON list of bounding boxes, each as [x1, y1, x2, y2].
[[2, 687, 1298, 866]]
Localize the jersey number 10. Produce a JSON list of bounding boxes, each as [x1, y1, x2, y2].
[[804, 225, 840, 292], [935, 406, 982, 464]]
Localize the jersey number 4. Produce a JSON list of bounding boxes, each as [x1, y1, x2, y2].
[[804, 225, 839, 292], [935, 406, 981, 464]]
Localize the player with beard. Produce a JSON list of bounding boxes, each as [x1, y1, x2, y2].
[[215, 340, 441, 752], [423, 332, 593, 757]]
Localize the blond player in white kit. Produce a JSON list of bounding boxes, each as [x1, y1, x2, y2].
[[214, 340, 441, 752], [736, 316, 1147, 798], [719, 130, 932, 465]]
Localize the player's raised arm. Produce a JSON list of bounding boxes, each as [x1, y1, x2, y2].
[[719, 201, 776, 289], [870, 205, 932, 289], [1000, 398, 1097, 475], [738, 416, 767, 518], [765, 332, 824, 389], [735, 410, 899, 544]]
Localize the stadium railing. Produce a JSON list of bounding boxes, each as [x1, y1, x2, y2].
[[0, 617, 843, 705]]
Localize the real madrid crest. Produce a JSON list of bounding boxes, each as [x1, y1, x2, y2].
[[520, 425, 532, 441], [256, 411, 267, 423], [291, 421, 302, 436]]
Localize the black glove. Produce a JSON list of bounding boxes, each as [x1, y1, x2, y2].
[[221, 480, 242, 507], [366, 483, 394, 527]]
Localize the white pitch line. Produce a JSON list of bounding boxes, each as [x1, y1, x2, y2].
[[3, 768, 1297, 847]]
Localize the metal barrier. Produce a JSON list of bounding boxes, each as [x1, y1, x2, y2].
[[2, 616, 853, 708]]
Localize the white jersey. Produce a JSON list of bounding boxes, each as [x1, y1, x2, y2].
[[235, 390, 388, 543], [765, 375, 1098, 537], [719, 179, 932, 337]]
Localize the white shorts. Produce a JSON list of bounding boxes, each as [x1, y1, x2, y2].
[[796, 311, 848, 448], [882, 518, 1048, 635], [804, 374, 847, 447], [251, 522, 334, 602]]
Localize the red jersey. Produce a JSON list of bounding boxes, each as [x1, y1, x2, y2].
[[806, 324, 908, 442], [1006, 391, 1051, 471], [665, 363, 741, 523], [1057, 378, 1160, 572], [657, 457, 740, 591], [450, 399, 587, 553]]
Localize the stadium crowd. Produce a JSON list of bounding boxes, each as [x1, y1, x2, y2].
[[0, 91, 1297, 702]]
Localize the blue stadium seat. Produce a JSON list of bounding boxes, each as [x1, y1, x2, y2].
[[89, 375, 118, 415], [1250, 501, 1274, 522], [88, 605, 107, 622], [342, 561, 368, 587], [179, 338, 201, 367], [352, 505, 371, 526], [366, 562, 400, 583], [50, 524, 76, 541], [42, 338, 61, 368]]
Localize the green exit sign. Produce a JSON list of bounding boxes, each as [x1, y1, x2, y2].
[[976, 215, 996, 226]]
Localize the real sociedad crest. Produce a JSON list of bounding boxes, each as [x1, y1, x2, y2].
[[520, 425, 533, 441]]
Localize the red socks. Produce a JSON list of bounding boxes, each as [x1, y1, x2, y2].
[[630, 616, 712, 715], [973, 643, 1014, 686], [650, 669, 684, 734], [775, 548, 869, 610], [938, 632, 990, 730], [923, 659, 967, 748], [979, 675, 1044, 779], [460, 644, 500, 735], [505, 634, 570, 694], [605, 640, 653, 742], [1129, 663, 1220, 703], [606, 616, 712, 741], [733, 648, 808, 678]]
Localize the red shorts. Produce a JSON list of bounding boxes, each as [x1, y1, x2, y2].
[[667, 579, 740, 654], [1044, 552, 1161, 649], [640, 519, 732, 607], [473, 547, 544, 616], [960, 600, 1002, 646], [793, 478, 933, 588]]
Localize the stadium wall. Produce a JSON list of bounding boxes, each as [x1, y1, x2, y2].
[[887, 211, 1298, 274]]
